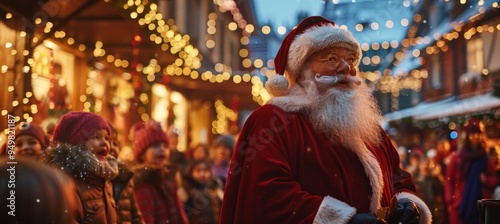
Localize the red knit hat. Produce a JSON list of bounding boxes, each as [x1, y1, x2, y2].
[[266, 16, 362, 96], [132, 120, 168, 160], [52, 112, 110, 145], [16, 122, 49, 149], [463, 118, 482, 134]]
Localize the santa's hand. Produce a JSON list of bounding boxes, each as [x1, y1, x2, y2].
[[349, 213, 386, 224], [386, 198, 420, 224]]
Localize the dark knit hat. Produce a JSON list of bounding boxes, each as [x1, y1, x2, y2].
[[266, 16, 361, 96], [16, 122, 49, 149], [52, 112, 110, 145], [132, 120, 168, 159], [213, 134, 235, 151]]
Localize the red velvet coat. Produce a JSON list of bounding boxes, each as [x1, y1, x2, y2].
[[220, 104, 431, 223]]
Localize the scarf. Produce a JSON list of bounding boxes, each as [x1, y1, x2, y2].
[[459, 155, 488, 224]]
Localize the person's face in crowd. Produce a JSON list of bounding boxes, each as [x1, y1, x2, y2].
[[84, 129, 110, 161], [168, 134, 179, 151], [109, 139, 120, 159], [141, 142, 169, 166], [307, 47, 358, 78], [214, 145, 231, 163], [14, 135, 43, 158], [468, 132, 483, 146], [192, 146, 207, 160], [192, 163, 211, 184]]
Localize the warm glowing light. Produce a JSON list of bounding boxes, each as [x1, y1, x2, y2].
[[277, 26, 287, 35], [356, 24, 364, 32], [228, 22, 238, 31], [262, 25, 271, 34]]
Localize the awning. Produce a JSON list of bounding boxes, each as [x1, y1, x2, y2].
[[415, 93, 500, 120], [383, 97, 456, 122]]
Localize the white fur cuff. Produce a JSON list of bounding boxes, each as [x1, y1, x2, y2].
[[313, 196, 356, 224], [396, 192, 432, 224]]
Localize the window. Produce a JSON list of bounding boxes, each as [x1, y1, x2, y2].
[[430, 54, 443, 89], [466, 38, 484, 74]]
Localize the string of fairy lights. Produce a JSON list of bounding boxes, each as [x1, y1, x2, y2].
[[1, 0, 499, 125]]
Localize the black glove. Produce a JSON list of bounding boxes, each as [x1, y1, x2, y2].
[[386, 198, 420, 224], [349, 213, 385, 224]]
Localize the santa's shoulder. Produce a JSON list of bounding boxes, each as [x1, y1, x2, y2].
[[245, 105, 301, 126]]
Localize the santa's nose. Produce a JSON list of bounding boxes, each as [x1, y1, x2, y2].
[[335, 60, 352, 76]]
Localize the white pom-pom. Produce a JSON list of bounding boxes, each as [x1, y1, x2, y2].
[[265, 75, 289, 96]]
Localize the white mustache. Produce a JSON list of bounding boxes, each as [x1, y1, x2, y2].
[[314, 74, 363, 86]]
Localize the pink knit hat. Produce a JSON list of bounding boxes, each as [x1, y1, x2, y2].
[[132, 120, 168, 159], [52, 112, 110, 145]]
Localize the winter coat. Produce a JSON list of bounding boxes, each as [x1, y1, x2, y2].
[[112, 162, 145, 224], [220, 104, 432, 224], [182, 175, 222, 224], [445, 151, 497, 224], [132, 164, 189, 224], [44, 143, 117, 224]]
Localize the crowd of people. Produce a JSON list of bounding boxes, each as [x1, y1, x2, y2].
[[0, 112, 233, 224], [1, 16, 500, 224], [396, 118, 500, 224]]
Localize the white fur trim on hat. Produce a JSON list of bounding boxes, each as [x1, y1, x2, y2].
[[265, 74, 289, 97], [287, 25, 361, 81]]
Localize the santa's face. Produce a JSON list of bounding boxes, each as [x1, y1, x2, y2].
[[306, 47, 358, 80], [296, 47, 382, 146]]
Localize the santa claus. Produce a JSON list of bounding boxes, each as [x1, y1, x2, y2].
[[220, 16, 431, 224]]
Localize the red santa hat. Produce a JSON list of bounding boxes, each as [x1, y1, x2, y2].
[[132, 120, 168, 160], [266, 16, 362, 96], [52, 112, 110, 145]]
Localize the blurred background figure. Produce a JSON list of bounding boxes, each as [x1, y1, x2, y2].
[[487, 146, 500, 199], [131, 120, 188, 224], [445, 118, 497, 224], [0, 157, 78, 224], [0, 122, 49, 160], [107, 122, 145, 224], [182, 159, 223, 224], [211, 134, 234, 189], [413, 155, 446, 224], [406, 148, 424, 178], [188, 143, 211, 162], [168, 127, 187, 177]]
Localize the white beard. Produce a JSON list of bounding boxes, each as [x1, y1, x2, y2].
[[299, 68, 383, 148]]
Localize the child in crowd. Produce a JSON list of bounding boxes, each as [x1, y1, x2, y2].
[[108, 122, 145, 224], [44, 111, 119, 223], [188, 143, 210, 161], [131, 120, 188, 224], [182, 159, 223, 224], [1, 122, 49, 160], [211, 134, 234, 188]]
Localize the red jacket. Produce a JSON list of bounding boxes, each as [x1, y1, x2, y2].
[[133, 165, 189, 224]]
